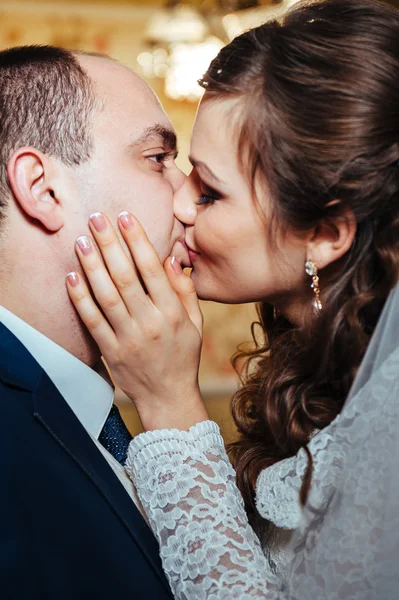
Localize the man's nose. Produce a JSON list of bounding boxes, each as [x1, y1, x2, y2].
[[170, 164, 186, 193], [173, 172, 198, 226]]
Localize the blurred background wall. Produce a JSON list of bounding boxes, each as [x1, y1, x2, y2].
[[6, 0, 396, 439]]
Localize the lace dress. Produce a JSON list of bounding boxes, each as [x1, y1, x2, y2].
[[125, 412, 343, 599], [122, 285, 399, 599]]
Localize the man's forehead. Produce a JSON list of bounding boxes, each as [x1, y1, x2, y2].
[[78, 54, 155, 104], [78, 55, 175, 144]]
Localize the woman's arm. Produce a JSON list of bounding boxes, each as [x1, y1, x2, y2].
[[66, 212, 282, 598], [127, 420, 281, 599]]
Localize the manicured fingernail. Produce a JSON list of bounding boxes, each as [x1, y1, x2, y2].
[[67, 272, 79, 287], [90, 212, 107, 233], [76, 236, 92, 255], [171, 256, 182, 275], [119, 211, 134, 230]]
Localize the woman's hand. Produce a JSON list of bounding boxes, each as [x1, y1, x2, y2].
[[66, 211, 208, 432]]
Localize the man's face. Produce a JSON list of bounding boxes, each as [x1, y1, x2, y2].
[[71, 56, 189, 266]]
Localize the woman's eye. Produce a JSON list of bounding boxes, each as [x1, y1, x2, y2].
[[196, 184, 221, 206], [197, 193, 218, 206]]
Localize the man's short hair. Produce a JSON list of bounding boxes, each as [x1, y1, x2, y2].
[[0, 45, 97, 226]]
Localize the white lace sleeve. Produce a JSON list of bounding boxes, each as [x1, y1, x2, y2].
[[256, 419, 343, 530], [125, 421, 282, 599]]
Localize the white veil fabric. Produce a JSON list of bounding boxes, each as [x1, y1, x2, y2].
[[285, 283, 399, 599]]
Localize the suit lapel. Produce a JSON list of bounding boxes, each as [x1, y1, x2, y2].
[[0, 323, 171, 595]]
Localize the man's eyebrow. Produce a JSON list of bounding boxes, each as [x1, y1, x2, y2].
[[189, 156, 224, 185], [130, 124, 177, 151]]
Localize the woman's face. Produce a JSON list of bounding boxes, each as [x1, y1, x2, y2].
[[174, 98, 308, 312]]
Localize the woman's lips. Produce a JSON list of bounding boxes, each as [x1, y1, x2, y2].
[[185, 243, 200, 263]]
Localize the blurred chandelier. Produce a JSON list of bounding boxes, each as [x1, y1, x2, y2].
[[137, 0, 298, 102]]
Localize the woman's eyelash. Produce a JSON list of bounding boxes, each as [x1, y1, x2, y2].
[[196, 182, 221, 206], [197, 193, 218, 206]]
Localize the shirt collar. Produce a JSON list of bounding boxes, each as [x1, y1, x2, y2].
[[0, 305, 114, 439]]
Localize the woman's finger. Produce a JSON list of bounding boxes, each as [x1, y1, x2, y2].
[[74, 235, 134, 336], [165, 258, 203, 337], [66, 271, 119, 357], [117, 211, 182, 312], [89, 213, 154, 320]]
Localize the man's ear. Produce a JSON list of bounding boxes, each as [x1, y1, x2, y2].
[[307, 202, 357, 270], [7, 147, 64, 232]]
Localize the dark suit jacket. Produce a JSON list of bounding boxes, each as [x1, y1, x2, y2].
[[0, 323, 173, 599]]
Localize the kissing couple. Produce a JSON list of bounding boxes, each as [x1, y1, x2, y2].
[[1, 0, 399, 598]]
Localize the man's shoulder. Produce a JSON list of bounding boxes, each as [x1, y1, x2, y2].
[[0, 322, 43, 391]]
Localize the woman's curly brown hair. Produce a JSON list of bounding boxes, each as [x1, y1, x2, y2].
[[199, 0, 399, 526]]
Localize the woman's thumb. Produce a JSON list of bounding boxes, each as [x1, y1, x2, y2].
[[166, 257, 203, 336]]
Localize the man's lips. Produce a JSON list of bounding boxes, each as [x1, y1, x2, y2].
[[173, 239, 193, 269]]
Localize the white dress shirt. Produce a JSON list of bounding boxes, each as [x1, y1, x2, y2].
[[0, 305, 144, 514]]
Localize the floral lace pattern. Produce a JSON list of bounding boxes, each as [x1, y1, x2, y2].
[[127, 423, 281, 598], [287, 345, 399, 599], [126, 344, 399, 599], [256, 420, 344, 530]]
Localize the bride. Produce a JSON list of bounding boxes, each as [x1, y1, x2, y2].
[[66, 0, 399, 597]]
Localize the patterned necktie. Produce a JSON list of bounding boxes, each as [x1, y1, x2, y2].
[[98, 404, 132, 465]]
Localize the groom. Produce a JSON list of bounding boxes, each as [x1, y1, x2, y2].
[[0, 46, 188, 599]]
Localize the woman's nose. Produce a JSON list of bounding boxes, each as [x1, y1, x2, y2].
[[173, 172, 198, 226]]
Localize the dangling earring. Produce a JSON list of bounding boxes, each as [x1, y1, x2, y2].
[[305, 259, 322, 311]]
